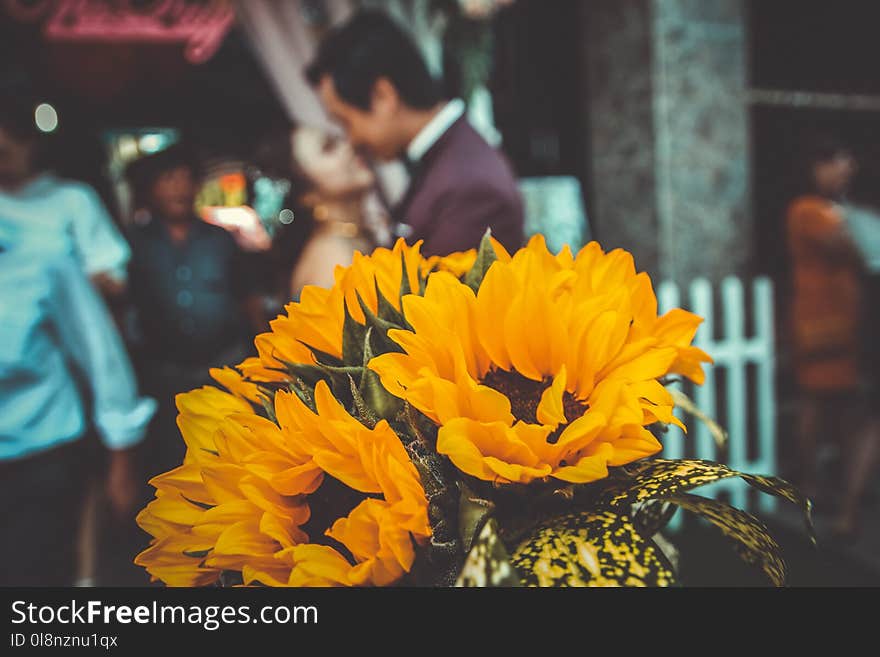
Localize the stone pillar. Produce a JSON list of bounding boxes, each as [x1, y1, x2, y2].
[[585, 0, 661, 276], [585, 0, 752, 284]]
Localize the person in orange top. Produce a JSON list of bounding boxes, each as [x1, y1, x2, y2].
[[786, 137, 878, 541]]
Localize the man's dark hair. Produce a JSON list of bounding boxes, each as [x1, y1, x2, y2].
[[126, 142, 199, 186], [125, 142, 200, 208], [305, 9, 441, 111]]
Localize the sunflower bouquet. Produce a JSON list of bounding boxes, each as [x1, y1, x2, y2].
[[135, 234, 813, 587]]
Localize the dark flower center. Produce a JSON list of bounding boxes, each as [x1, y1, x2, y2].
[[481, 368, 588, 443]]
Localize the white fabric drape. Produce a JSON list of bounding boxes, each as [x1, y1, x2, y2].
[[232, 0, 352, 133]]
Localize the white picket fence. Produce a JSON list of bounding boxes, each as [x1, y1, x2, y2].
[[657, 276, 777, 525]]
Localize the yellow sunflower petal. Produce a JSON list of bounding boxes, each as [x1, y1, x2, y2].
[[669, 346, 714, 385], [437, 419, 552, 484], [552, 442, 616, 483], [536, 365, 568, 427], [604, 426, 663, 467], [287, 545, 353, 586], [474, 262, 518, 370], [210, 366, 263, 404]]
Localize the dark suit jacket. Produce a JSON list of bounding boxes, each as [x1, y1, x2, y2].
[[395, 117, 525, 256]]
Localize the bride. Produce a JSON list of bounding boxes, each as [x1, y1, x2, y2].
[[258, 124, 386, 301]]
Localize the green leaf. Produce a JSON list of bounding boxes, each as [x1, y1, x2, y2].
[[348, 374, 379, 428], [259, 391, 277, 424], [455, 518, 521, 587], [355, 291, 405, 355], [463, 229, 497, 292], [399, 250, 413, 298], [286, 361, 363, 403], [291, 343, 343, 368], [374, 278, 409, 328], [342, 301, 368, 367], [290, 378, 316, 413], [458, 483, 495, 554], [401, 401, 433, 450], [358, 327, 402, 420], [666, 492, 787, 586], [284, 363, 326, 388], [510, 510, 676, 587]]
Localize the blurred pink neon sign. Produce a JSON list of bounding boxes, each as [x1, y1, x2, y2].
[[3, 0, 236, 63]]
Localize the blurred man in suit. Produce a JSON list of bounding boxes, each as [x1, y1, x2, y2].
[[306, 9, 524, 256]]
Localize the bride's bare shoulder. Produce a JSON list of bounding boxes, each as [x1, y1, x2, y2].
[[291, 233, 368, 291]]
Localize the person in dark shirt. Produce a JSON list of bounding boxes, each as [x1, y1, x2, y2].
[[101, 143, 267, 585], [126, 144, 265, 477]]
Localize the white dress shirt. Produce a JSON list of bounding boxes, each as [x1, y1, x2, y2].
[[406, 98, 466, 164]]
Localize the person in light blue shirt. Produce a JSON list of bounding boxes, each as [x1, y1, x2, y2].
[[0, 103, 156, 585], [0, 90, 131, 300], [0, 172, 132, 295]]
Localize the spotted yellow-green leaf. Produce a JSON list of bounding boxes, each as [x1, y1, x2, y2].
[[632, 499, 678, 538], [455, 518, 520, 587], [739, 473, 816, 546], [603, 459, 806, 513], [599, 459, 815, 547], [666, 492, 787, 586], [600, 459, 744, 507], [510, 510, 676, 587]]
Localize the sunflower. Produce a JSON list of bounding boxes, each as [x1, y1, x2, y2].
[[137, 373, 430, 587], [252, 380, 431, 587], [242, 239, 426, 383], [135, 382, 319, 587], [369, 235, 712, 485]]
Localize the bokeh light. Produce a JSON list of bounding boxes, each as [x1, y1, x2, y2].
[[34, 103, 58, 133]]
